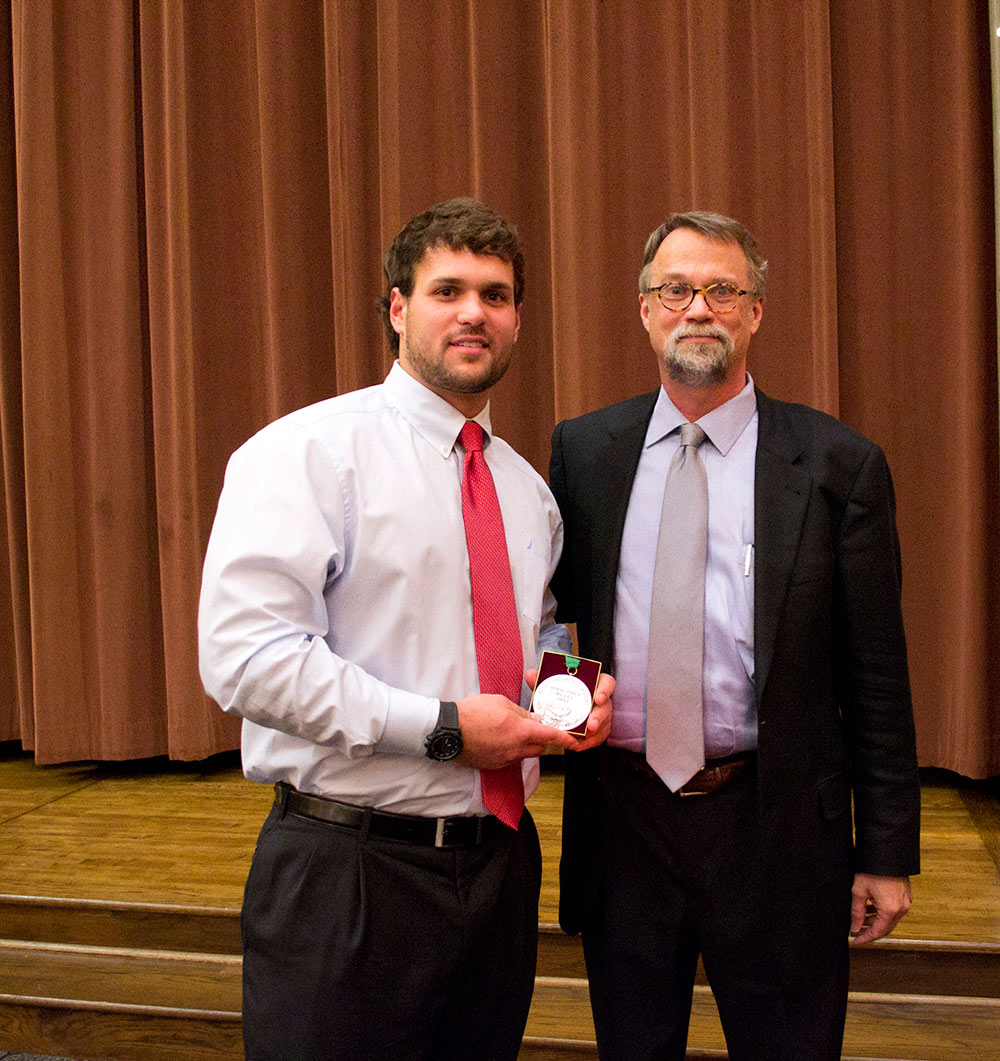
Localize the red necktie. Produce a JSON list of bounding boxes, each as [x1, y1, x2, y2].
[[459, 420, 525, 829]]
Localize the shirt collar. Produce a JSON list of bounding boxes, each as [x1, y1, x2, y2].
[[384, 361, 494, 459], [645, 374, 757, 457]]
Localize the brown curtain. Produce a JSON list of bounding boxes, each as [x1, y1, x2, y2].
[[0, 0, 996, 777]]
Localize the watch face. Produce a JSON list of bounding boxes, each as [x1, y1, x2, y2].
[[532, 673, 593, 730], [431, 732, 462, 761]]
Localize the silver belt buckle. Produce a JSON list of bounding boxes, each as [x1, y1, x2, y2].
[[434, 817, 447, 848]]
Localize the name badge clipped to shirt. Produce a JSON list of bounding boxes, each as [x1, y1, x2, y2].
[[530, 651, 602, 737]]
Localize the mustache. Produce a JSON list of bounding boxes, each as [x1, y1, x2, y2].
[[671, 324, 730, 342]]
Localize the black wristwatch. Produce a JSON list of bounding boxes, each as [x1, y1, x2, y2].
[[425, 701, 463, 761]]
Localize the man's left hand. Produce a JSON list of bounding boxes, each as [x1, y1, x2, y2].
[[850, 872, 912, 945], [523, 668, 614, 752]]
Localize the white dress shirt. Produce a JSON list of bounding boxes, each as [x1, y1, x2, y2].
[[199, 363, 569, 815], [611, 376, 758, 758]]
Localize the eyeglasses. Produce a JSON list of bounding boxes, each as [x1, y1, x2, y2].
[[646, 281, 749, 313]]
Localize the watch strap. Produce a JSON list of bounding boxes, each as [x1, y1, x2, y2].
[[437, 700, 459, 729]]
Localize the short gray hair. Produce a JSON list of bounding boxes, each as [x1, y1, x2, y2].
[[638, 211, 768, 300]]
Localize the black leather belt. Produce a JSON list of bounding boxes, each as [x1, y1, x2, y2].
[[612, 749, 755, 796], [274, 783, 499, 848]]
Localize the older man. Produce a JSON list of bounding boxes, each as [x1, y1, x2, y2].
[[550, 211, 919, 1060]]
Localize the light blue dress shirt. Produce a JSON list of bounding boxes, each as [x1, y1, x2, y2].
[[610, 376, 758, 758]]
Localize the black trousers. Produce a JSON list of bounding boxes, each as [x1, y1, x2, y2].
[[241, 799, 542, 1061], [582, 752, 850, 1061]]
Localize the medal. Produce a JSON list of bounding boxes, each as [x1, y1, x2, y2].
[[530, 651, 603, 735], [532, 672, 594, 730]]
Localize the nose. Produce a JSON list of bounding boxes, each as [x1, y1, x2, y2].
[[684, 290, 714, 319], [456, 292, 486, 326]]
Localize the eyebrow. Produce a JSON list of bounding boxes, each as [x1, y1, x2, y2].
[[427, 275, 514, 294], [657, 271, 742, 285]]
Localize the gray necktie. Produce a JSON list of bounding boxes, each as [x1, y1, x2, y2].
[[646, 422, 708, 791]]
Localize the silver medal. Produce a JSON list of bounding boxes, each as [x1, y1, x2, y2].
[[533, 673, 593, 730]]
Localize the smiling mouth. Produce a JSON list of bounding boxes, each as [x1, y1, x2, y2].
[[449, 336, 489, 349]]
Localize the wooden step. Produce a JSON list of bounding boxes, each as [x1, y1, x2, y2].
[[3, 938, 998, 1061], [840, 992, 1000, 1059], [525, 978, 1000, 1061], [0, 995, 243, 1061], [5, 894, 996, 1002], [0, 940, 241, 1010], [0, 893, 240, 955], [535, 923, 1000, 1000], [0, 940, 241, 1059], [847, 935, 1000, 998]]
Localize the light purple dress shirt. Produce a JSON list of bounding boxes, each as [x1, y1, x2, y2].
[[610, 376, 758, 759]]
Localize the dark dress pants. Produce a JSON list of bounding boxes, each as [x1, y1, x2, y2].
[[241, 800, 542, 1061], [582, 752, 850, 1061]]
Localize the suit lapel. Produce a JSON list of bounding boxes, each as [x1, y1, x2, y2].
[[753, 392, 811, 704]]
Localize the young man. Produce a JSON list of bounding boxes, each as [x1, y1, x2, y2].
[[200, 198, 613, 1061], [551, 211, 919, 1060]]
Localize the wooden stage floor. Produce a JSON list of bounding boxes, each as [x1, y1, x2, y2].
[[0, 747, 998, 943], [0, 747, 999, 1060]]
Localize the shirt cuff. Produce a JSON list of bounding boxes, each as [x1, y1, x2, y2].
[[380, 689, 441, 755], [536, 621, 572, 655]]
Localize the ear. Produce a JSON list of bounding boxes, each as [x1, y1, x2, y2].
[[639, 292, 652, 334], [388, 288, 406, 336], [513, 305, 521, 343], [748, 296, 763, 335]]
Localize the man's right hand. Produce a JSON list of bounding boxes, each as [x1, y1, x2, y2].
[[455, 694, 586, 769]]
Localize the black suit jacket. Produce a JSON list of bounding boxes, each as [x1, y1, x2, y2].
[[550, 388, 920, 975]]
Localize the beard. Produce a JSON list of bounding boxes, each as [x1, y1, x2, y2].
[[660, 323, 735, 387], [402, 332, 514, 395]]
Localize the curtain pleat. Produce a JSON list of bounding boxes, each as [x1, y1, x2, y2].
[[0, 0, 995, 776], [11, 0, 166, 759], [0, 0, 30, 746]]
